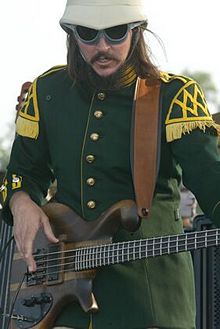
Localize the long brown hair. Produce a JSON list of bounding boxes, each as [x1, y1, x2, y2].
[[66, 26, 160, 83]]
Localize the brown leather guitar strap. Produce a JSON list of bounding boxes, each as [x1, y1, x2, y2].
[[132, 78, 161, 218]]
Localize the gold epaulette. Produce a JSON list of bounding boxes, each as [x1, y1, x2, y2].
[[39, 65, 67, 78], [16, 65, 66, 139], [160, 72, 220, 142]]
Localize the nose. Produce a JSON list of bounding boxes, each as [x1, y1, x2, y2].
[[96, 36, 111, 51]]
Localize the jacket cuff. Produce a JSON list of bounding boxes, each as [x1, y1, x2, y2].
[[0, 175, 45, 225]]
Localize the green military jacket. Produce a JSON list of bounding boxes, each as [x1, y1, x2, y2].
[[1, 66, 220, 329]]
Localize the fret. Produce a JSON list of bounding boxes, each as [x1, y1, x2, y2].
[[176, 235, 178, 253], [139, 240, 142, 259], [124, 242, 128, 262], [145, 239, 148, 258], [185, 234, 187, 251], [160, 237, 163, 256], [84, 248, 87, 270], [102, 245, 106, 267], [91, 247, 95, 268], [116, 243, 120, 264], [75, 250, 79, 271], [77, 249, 80, 270], [88, 246, 92, 269], [110, 245, 114, 264], [121, 242, 125, 263], [99, 246, 103, 267], [168, 236, 170, 254], [96, 246, 100, 267], [82, 248, 85, 270], [79, 248, 83, 270], [107, 244, 111, 265], [152, 238, 155, 257], [205, 231, 207, 248], [216, 230, 218, 246], [99, 246, 102, 267], [79, 249, 83, 270], [207, 230, 211, 247], [133, 241, 136, 260], [81, 248, 85, 270], [95, 247, 99, 268], [75, 251, 78, 271], [195, 232, 197, 250]]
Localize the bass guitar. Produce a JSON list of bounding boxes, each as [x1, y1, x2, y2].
[[6, 200, 220, 329]]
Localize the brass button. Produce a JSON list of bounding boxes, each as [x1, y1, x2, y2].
[[94, 110, 104, 119], [86, 155, 95, 163], [87, 200, 96, 209], [86, 178, 96, 186], [97, 92, 106, 101], [90, 133, 100, 141]]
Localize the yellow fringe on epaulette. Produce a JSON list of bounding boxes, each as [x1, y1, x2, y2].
[[166, 120, 220, 142], [16, 116, 39, 139]]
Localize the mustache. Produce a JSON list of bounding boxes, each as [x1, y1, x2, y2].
[[90, 52, 118, 64]]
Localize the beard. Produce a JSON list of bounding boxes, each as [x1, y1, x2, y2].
[[80, 53, 128, 90], [86, 63, 124, 90], [74, 49, 137, 90]]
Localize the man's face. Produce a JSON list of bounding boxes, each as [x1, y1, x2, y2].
[[76, 30, 133, 77]]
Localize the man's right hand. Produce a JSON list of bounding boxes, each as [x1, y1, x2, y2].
[[10, 191, 59, 272]]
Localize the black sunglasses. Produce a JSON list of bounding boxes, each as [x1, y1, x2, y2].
[[65, 22, 142, 44]]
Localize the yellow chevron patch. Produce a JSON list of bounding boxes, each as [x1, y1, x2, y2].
[[164, 79, 220, 142], [16, 65, 66, 139], [165, 80, 211, 125], [12, 174, 22, 190], [16, 78, 39, 139]]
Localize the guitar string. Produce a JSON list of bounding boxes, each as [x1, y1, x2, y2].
[[32, 231, 220, 272], [30, 235, 220, 281], [28, 234, 220, 280], [32, 230, 220, 264], [33, 228, 220, 261]]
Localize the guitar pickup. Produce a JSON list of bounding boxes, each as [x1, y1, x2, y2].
[[46, 242, 64, 285]]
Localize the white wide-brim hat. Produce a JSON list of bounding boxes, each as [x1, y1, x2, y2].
[[60, 0, 148, 30]]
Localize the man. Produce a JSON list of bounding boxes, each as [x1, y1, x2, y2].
[[1, 0, 220, 328], [180, 184, 197, 229]]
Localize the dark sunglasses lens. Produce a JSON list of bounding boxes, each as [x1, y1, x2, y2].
[[106, 24, 128, 40], [76, 26, 98, 41]]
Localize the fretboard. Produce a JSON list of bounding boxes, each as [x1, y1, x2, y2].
[[72, 228, 220, 271]]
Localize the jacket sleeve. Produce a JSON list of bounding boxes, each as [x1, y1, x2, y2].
[[161, 72, 220, 226], [0, 79, 55, 225], [171, 129, 220, 226]]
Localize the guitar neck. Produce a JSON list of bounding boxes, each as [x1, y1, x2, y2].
[[73, 228, 220, 271]]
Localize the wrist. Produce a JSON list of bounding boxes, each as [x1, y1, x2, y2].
[[9, 191, 32, 216]]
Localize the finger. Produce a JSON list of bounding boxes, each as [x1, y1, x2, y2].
[[24, 252, 37, 273], [23, 239, 37, 273], [41, 217, 59, 243]]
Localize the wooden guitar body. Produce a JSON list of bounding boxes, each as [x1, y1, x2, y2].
[[9, 200, 138, 329], [9, 199, 220, 329]]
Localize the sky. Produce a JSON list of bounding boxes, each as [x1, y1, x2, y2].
[[1, 0, 220, 142]]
